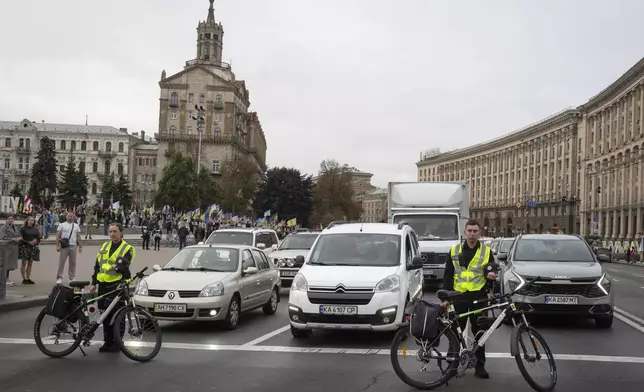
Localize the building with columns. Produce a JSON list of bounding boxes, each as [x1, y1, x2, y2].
[[155, 0, 267, 179], [417, 56, 644, 240]]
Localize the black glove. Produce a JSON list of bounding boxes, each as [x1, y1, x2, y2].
[[114, 256, 130, 273]]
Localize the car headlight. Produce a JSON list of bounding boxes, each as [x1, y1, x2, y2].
[[375, 274, 400, 293], [507, 271, 526, 293], [286, 258, 295, 267], [291, 273, 308, 292], [135, 279, 148, 296], [199, 282, 224, 297], [597, 273, 611, 295], [278, 258, 286, 267]]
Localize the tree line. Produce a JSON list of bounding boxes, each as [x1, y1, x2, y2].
[[155, 153, 363, 227]]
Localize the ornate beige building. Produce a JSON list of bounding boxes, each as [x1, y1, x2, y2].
[[361, 188, 388, 222], [155, 0, 267, 179], [128, 131, 158, 207], [417, 56, 644, 240]]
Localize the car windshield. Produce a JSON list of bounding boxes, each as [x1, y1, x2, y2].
[[206, 231, 253, 246], [514, 239, 595, 262], [308, 233, 401, 267], [499, 239, 514, 253], [393, 214, 458, 241], [279, 234, 319, 250], [163, 248, 239, 272]]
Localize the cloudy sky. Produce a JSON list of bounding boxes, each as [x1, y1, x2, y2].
[[1, 0, 643, 187]]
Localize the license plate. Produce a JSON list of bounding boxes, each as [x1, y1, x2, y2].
[[544, 296, 578, 305], [154, 303, 187, 313], [281, 270, 298, 277], [319, 305, 358, 315], [423, 270, 434, 275]]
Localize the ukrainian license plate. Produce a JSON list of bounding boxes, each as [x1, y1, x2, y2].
[[544, 296, 578, 305], [423, 269, 434, 275], [281, 270, 298, 277], [154, 303, 187, 313], [319, 305, 358, 315]]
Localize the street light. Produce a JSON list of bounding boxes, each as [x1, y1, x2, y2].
[[191, 105, 205, 176]]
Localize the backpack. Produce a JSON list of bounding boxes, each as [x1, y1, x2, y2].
[[410, 300, 443, 344], [45, 285, 76, 319]]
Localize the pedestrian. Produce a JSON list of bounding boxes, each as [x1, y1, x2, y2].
[[153, 227, 162, 250], [19, 216, 41, 284], [178, 222, 189, 249], [88, 223, 137, 353], [55, 212, 83, 284], [0, 215, 22, 286], [141, 224, 151, 250]]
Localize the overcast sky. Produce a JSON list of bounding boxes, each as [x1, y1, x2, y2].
[[1, 0, 643, 188]]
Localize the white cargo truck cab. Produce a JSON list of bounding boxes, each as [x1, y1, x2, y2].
[[387, 182, 470, 285]]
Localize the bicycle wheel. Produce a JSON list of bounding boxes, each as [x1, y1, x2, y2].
[[390, 326, 460, 390], [113, 306, 162, 362], [512, 324, 557, 392], [33, 307, 85, 358]]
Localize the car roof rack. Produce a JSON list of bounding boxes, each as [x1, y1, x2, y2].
[[326, 220, 355, 229], [294, 228, 310, 233], [397, 221, 410, 229]]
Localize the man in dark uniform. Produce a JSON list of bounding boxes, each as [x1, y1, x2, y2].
[[442, 219, 498, 379]]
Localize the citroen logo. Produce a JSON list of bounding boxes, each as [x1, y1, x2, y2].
[[168, 291, 176, 300], [334, 284, 346, 293]]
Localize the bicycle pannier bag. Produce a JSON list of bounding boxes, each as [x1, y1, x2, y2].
[[410, 300, 442, 342], [45, 285, 75, 319]]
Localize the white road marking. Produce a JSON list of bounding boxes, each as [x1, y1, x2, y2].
[[612, 279, 620, 282], [615, 307, 644, 326], [2, 337, 644, 363], [615, 313, 644, 335], [239, 325, 290, 347]]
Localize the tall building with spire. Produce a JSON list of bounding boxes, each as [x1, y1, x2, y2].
[[154, 0, 267, 183]]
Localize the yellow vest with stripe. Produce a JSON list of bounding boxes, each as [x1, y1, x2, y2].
[[450, 242, 490, 292], [96, 240, 137, 283]]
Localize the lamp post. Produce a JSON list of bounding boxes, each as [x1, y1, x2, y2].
[[191, 105, 205, 176]]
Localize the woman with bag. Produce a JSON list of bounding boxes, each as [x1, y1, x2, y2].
[[0, 215, 22, 286], [19, 216, 41, 284]]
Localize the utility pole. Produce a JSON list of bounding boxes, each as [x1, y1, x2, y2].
[[191, 105, 206, 175]]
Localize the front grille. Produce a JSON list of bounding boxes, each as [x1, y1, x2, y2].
[[421, 252, 449, 265], [520, 304, 594, 314], [179, 290, 201, 298], [147, 289, 167, 297], [307, 286, 374, 305], [521, 283, 605, 298]]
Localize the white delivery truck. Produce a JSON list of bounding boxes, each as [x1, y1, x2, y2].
[[387, 181, 470, 286]]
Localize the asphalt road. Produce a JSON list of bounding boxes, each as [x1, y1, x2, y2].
[[1, 265, 644, 391]]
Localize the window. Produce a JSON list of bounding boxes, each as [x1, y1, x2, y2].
[[241, 250, 255, 270], [163, 248, 240, 272], [18, 157, 23, 170], [212, 160, 220, 174], [170, 112, 178, 120], [118, 142, 124, 153], [153, 158, 157, 166], [206, 232, 253, 246], [145, 158, 150, 166], [278, 234, 319, 250], [79, 162, 86, 173], [170, 92, 179, 107], [105, 141, 112, 152], [92, 162, 98, 173], [138, 157, 143, 166], [70, 140, 76, 151], [91, 183, 97, 194], [188, 93, 194, 103], [4, 138, 10, 148], [169, 126, 177, 136], [4, 158, 9, 169], [59, 165, 65, 172], [214, 127, 222, 138], [251, 249, 269, 270], [60, 140, 66, 150], [117, 162, 124, 175], [514, 238, 595, 262], [81, 141, 87, 151], [105, 160, 111, 174], [25, 139, 30, 149], [92, 141, 99, 151], [19, 138, 24, 148], [309, 233, 402, 267]]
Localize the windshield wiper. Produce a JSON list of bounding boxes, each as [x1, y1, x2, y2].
[[308, 261, 328, 265], [186, 267, 227, 272], [162, 267, 185, 271], [418, 235, 442, 240]]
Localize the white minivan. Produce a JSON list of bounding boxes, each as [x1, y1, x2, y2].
[[288, 221, 424, 338]]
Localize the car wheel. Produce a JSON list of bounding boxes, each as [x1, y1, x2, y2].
[[290, 325, 311, 338], [222, 295, 241, 330], [263, 287, 279, 315], [595, 315, 613, 329]]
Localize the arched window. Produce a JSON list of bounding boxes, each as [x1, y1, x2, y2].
[[118, 142, 124, 152], [71, 141, 77, 151], [214, 127, 221, 138], [169, 126, 177, 136], [170, 92, 179, 107], [92, 141, 99, 151], [91, 183, 97, 194], [105, 141, 112, 152], [81, 141, 87, 150], [117, 162, 124, 175], [105, 160, 111, 174], [92, 162, 98, 173]]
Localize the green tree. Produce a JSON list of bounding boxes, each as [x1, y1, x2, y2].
[[100, 172, 117, 204], [115, 174, 132, 209], [57, 155, 89, 208], [309, 159, 362, 227], [154, 153, 219, 211], [219, 156, 260, 215], [29, 136, 57, 207], [9, 183, 22, 198], [253, 167, 314, 227]]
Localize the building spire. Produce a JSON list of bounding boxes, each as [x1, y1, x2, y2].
[[206, 0, 215, 23]]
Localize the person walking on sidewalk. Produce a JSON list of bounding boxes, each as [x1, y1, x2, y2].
[[55, 212, 83, 284], [88, 223, 137, 353], [19, 216, 41, 284], [0, 215, 22, 286]]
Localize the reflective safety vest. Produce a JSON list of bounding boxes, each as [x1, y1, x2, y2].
[[450, 242, 490, 293], [96, 240, 137, 283]]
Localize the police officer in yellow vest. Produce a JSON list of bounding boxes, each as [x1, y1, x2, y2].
[[88, 223, 137, 353], [442, 219, 498, 380]]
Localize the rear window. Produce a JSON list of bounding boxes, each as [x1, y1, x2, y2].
[[206, 231, 253, 246], [514, 238, 595, 262]]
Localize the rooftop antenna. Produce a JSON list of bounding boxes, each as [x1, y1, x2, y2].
[[85, 114, 88, 126]]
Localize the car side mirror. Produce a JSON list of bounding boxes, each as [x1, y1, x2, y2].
[[152, 264, 161, 272], [295, 255, 305, 264], [243, 266, 258, 275], [271, 244, 278, 251], [408, 255, 424, 270], [496, 253, 508, 262], [256, 242, 266, 250]]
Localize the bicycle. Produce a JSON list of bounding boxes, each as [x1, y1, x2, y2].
[[390, 276, 557, 391], [33, 267, 162, 362]]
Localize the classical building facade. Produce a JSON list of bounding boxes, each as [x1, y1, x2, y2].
[[361, 188, 388, 222], [128, 131, 159, 207], [154, 0, 267, 179], [416, 56, 644, 240], [0, 119, 132, 201]]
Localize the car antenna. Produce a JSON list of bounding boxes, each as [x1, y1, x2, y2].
[[360, 223, 363, 232]]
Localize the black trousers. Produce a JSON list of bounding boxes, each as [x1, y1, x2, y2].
[[142, 235, 150, 249], [154, 237, 161, 249], [453, 300, 488, 367], [179, 237, 187, 250], [98, 281, 125, 345]]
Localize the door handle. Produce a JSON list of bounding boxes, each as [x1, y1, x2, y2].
[[256, 280, 261, 285]]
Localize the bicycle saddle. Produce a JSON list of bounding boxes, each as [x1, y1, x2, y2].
[[69, 281, 91, 288], [436, 289, 464, 301]]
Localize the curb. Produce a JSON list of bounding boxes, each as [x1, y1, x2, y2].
[[0, 295, 48, 313], [612, 261, 644, 268]]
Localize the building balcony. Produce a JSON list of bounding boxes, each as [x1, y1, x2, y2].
[[185, 59, 231, 70], [98, 150, 117, 158], [15, 146, 31, 154], [14, 169, 30, 176]]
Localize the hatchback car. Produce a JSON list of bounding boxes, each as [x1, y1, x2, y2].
[[498, 234, 613, 328], [134, 244, 281, 329]]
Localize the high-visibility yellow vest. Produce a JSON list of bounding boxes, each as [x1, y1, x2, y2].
[[96, 240, 137, 283], [450, 242, 490, 292]]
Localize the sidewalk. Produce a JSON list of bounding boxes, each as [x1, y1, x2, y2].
[[39, 234, 143, 246]]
